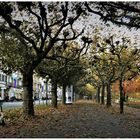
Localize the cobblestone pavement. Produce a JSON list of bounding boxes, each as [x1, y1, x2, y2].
[[0, 100, 140, 138]]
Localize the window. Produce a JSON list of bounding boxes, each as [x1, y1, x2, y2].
[[68, 96, 71, 101], [2, 75, 4, 82], [14, 79, 16, 88], [17, 79, 18, 86], [19, 80, 22, 86], [5, 75, 7, 82], [10, 76, 12, 83], [0, 74, 1, 81], [7, 76, 10, 83], [12, 77, 14, 85]]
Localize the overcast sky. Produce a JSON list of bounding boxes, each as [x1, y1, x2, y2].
[[75, 13, 140, 47], [1, 1, 140, 47]]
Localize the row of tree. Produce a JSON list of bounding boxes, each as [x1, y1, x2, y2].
[[36, 43, 88, 108], [0, 2, 140, 117], [87, 34, 140, 113], [0, 2, 89, 116]]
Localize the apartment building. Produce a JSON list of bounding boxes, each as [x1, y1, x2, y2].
[[33, 74, 47, 100], [0, 70, 22, 100], [0, 70, 75, 103]]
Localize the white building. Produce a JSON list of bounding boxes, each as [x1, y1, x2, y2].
[[66, 85, 75, 104], [45, 79, 75, 103], [33, 74, 47, 100], [0, 70, 23, 100], [0, 70, 75, 103]]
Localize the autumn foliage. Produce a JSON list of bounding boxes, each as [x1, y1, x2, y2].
[[112, 75, 140, 98]]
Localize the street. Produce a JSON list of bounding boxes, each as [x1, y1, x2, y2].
[[2, 100, 51, 110], [0, 100, 139, 138]]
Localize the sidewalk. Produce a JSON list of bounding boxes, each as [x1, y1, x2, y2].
[[0, 100, 140, 138]]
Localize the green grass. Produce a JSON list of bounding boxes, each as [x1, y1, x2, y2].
[[34, 104, 50, 110], [3, 104, 50, 119], [126, 104, 140, 109]]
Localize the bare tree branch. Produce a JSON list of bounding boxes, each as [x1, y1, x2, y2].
[[0, 14, 39, 53]]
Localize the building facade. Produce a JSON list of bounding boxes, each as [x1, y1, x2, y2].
[[0, 70, 22, 100], [0, 70, 75, 103], [33, 74, 47, 100], [66, 85, 75, 103]]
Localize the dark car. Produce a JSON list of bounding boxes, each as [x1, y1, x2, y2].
[[9, 96, 22, 102], [42, 97, 48, 100], [34, 96, 39, 101], [4, 96, 9, 102]]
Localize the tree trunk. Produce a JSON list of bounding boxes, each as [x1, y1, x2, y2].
[[119, 77, 124, 114], [72, 86, 75, 102], [62, 84, 66, 105], [45, 79, 50, 105], [46, 83, 48, 105], [101, 84, 105, 105], [106, 81, 111, 107], [96, 86, 101, 103], [51, 80, 57, 108], [22, 69, 34, 116]]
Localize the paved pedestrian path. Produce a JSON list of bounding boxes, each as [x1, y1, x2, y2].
[[0, 100, 140, 138]]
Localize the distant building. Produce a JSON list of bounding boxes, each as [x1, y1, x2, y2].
[[0, 70, 75, 103], [0, 70, 22, 100], [66, 85, 75, 104], [33, 74, 47, 100]]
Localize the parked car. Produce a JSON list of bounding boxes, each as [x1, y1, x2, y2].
[[9, 96, 22, 102], [34, 96, 39, 101], [4, 96, 9, 102], [42, 97, 47, 100]]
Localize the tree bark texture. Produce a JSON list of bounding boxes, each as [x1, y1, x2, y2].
[[62, 84, 66, 105], [106, 81, 111, 107], [51, 80, 57, 108], [97, 86, 101, 103], [72, 86, 75, 102], [45, 81, 48, 105], [101, 84, 105, 105], [22, 69, 34, 116], [119, 77, 124, 114]]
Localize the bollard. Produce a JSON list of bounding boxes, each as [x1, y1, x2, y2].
[[0, 106, 2, 112], [0, 100, 5, 125], [0, 100, 3, 112], [0, 111, 5, 125]]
